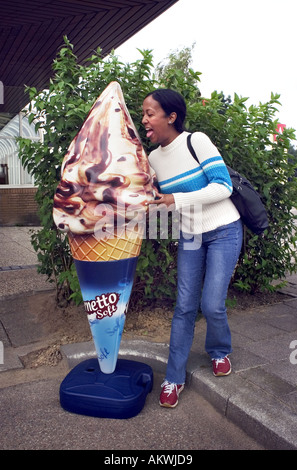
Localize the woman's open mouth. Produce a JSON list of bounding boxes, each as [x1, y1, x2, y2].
[[145, 128, 153, 139]]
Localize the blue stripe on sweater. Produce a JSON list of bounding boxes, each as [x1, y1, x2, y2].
[[159, 166, 202, 186], [200, 156, 222, 168], [159, 155, 232, 194], [160, 178, 204, 194]]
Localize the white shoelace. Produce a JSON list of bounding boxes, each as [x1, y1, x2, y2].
[[161, 381, 177, 397], [214, 358, 225, 366], [213, 357, 229, 367]]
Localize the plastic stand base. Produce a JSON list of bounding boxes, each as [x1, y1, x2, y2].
[[60, 358, 153, 419]]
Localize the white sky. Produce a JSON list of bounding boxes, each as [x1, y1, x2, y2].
[[116, 0, 297, 143]]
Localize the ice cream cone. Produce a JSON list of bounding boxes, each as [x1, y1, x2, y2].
[[53, 82, 154, 374], [67, 228, 143, 262]]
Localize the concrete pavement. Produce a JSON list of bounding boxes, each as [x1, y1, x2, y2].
[[0, 227, 296, 450]]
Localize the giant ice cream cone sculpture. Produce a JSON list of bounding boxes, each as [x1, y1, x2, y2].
[[53, 82, 154, 373]]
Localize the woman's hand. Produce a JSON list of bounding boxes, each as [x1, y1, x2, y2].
[[147, 191, 175, 207]]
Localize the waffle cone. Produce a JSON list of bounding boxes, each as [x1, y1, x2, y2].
[[68, 228, 143, 262]]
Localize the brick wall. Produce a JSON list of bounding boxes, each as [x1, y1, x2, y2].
[[0, 186, 40, 225]]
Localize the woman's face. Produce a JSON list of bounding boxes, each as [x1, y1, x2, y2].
[[142, 95, 177, 147]]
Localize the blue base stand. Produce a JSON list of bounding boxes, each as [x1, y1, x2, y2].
[[60, 358, 153, 419]]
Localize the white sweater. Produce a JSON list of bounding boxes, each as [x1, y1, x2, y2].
[[148, 131, 240, 234]]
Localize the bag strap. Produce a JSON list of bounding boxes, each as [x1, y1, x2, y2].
[[186, 134, 199, 163], [188, 133, 234, 176]]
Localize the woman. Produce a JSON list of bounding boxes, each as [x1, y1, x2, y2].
[[142, 89, 243, 408]]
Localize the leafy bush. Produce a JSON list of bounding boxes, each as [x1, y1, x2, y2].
[[18, 37, 297, 307], [186, 92, 297, 292]]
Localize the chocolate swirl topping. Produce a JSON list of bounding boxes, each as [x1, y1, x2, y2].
[[53, 82, 154, 235]]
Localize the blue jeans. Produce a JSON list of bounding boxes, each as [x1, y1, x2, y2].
[[165, 219, 243, 384]]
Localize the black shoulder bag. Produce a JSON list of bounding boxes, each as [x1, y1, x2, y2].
[[186, 134, 269, 235]]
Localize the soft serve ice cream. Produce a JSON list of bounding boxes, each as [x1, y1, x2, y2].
[[53, 82, 154, 373], [53, 81, 153, 238]]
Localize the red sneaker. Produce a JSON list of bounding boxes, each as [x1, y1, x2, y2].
[[212, 356, 232, 376], [159, 381, 184, 408]]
